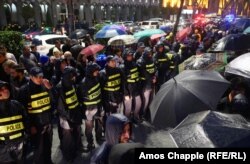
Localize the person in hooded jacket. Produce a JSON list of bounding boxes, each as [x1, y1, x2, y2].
[[90, 113, 132, 164], [153, 43, 170, 92], [0, 80, 28, 164], [78, 62, 104, 152], [55, 66, 83, 162], [137, 47, 156, 120], [119, 49, 142, 123]]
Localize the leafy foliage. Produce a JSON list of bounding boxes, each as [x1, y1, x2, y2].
[[0, 31, 24, 59]]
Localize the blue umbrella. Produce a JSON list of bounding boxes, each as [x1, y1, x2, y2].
[[159, 25, 172, 33], [102, 24, 126, 32], [95, 29, 127, 39]]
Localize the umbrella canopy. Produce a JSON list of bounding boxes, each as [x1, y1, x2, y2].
[[150, 70, 230, 129], [69, 29, 88, 39], [176, 27, 191, 42], [225, 52, 250, 78], [243, 26, 250, 34], [102, 24, 127, 32], [159, 25, 172, 33], [172, 110, 250, 147], [133, 29, 166, 40], [209, 33, 250, 52], [95, 29, 127, 39], [150, 33, 166, 40], [80, 44, 104, 56], [146, 110, 250, 148], [178, 52, 228, 73], [108, 35, 137, 46]]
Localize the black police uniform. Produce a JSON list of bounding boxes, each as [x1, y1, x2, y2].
[[99, 56, 124, 115], [56, 66, 83, 161], [0, 81, 27, 164], [153, 44, 170, 91], [78, 63, 104, 151], [18, 67, 53, 164], [137, 48, 156, 119], [120, 50, 142, 121]]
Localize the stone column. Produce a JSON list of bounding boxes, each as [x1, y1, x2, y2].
[[114, 5, 120, 22], [85, 3, 92, 27], [148, 6, 153, 19], [0, 0, 7, 28], [95, 4, 102, 23], [105, 5, 111, 20], [79, 4, 84, 22], [32, 0, 42, 27], [135, 6, 142, 21], [15, 0, 25, 26], [50, 0, 58, 27]]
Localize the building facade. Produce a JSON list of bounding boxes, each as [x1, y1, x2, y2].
[[162, 0, 250, 16], [0, 0, 161, 28]]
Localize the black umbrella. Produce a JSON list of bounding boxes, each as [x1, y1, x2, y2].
[[69, 29, 88, 39], [146, 110, 250, 148], [172, 110, 250, 147], [209, 33, 250, 52], [150, 70, 230, 129]]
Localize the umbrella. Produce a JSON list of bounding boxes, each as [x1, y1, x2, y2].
[[133, 29, 166, 40], [69, 29, 88, 39], [178, 52, 228, 73], [80, 44, 104, 56], [176, 27, 191, 42], [95, 29, 127, 39], [225, 52, 250, 78], [159, 25, 172, 33], [108, 35, 137, 46], [150, 70, 230, 129], [209, 33, 250, 52], [243, 26, 250, 34], [102, 24, 127, 32], [172, 110, 250, 147], [150, 33, 166, 40], [146, 110, 250, 148]]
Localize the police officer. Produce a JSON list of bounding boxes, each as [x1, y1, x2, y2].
[[0, 80, 27, 164], [99, 56, 124, 115], [153, 43, 170, 92], [18, 66, 54, 164], [78, 62, 104, 152], [120, 49, 142, 123], [56, 66, 83, 162], [166, 51, 179, 81], [137, 47, 156, 120]]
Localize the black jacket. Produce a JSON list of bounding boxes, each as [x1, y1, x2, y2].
[[119, 61, 141, 97], [56, 83, 82, 125], [137, 55, 156, 90], [99, 66, 124, 103], [18, 80, 53, 128], [78, 76, 102, 110], [0, 99, 28, 143]]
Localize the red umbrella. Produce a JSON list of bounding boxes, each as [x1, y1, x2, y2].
[[150, 33, 166, 40], [176, 27, 191, 42], [80, 44, 105, 56]]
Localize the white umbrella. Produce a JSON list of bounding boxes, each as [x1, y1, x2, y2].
[[108, 35, 138, 46], [225, 52, 250, 78]]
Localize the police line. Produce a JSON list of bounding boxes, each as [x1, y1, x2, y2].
[[134, 148, 250, 162]]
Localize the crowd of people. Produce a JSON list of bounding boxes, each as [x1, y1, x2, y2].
[[0, 24, 250, 164]]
